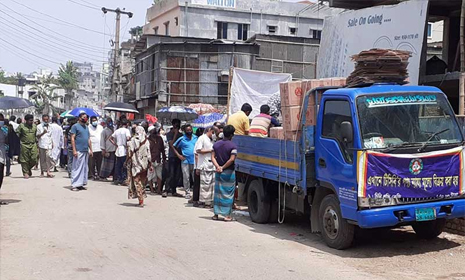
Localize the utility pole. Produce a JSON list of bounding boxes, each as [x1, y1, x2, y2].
[[102, 7, 133, 103]]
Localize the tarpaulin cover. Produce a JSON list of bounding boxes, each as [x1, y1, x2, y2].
[[229, 68, 291, 118]]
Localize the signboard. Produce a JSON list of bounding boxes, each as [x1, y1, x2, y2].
[[357, 147, 464, 199], [317, 0, 428, 85], [191, 0, 236, 9]]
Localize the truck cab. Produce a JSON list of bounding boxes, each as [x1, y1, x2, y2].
[[234, 84, 465, 249]]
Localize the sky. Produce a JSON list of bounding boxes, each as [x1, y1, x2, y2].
[[0, 0, 303, 75]]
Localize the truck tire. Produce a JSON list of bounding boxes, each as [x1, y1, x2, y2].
[[247, 180, 270, 224], [412, 219, 446, 239], [319, 194, 354, 249]]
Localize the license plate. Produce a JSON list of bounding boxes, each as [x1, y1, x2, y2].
[[415, 208, 436, 221]]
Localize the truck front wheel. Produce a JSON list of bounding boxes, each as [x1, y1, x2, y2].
[[412, 219, 446, 239], [319, 194, 354, 249], [247, 180, 270, 224]]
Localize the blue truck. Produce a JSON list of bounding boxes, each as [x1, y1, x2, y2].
[[234, 84, 465, 249]]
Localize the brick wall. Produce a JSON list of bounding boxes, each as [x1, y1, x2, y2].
[[445, 218, 465, 236]]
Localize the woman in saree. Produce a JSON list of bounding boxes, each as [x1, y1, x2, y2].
[[127, 126, 152, 207]]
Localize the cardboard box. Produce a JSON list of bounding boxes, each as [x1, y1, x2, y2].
[[282, 105, 316, 131], [331, 77, 347, 87], [284, 130, 301, 141], [280, 81, 303, 107], [269, 127, 284, 139]]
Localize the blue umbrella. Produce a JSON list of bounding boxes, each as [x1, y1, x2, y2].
[[192, 113, 226, 128], [0, 96, 34, 110], [69, 107, 100, 118], [157, 106, 198, 121]]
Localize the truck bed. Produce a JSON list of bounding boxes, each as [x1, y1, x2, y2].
[[234, 135, 307, 188]]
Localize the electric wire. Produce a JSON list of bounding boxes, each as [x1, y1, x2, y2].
[[0, 25, 106, 65], [7, 0, 114, 37], [0, 18, 107, 63], [0, 3, 108, 52], [66, 0, 101, 11], [0, 40, 54, 70]]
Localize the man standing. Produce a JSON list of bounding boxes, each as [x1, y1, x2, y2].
[[100, 117, 117, 181], [195, 127, 216, 207], [49, 116, 63, 172], [0, 114, 7, 190], [110, 119, 131, 185], [164, 119, 183, 198], [9, 116, 18, 132], [65, 118, 77, 178], [70, 113, 92, 190], [16, 114, 38, 179], [36, 114, 54, 178], [212, 125, 238, 221], [88, 116, 103, 180], [148, 127, 166, 194], [174, 124, 198, 199], [227, 103, 252, 135]]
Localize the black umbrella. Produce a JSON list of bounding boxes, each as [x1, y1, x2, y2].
[[0, 96, 34, 110], [104, 102, 139, 114]]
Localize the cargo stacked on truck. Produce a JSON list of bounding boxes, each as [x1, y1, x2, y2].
[[233, 49, 465, 249]]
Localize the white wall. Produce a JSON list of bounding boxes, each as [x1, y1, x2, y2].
[[427, 21, 443, 43]]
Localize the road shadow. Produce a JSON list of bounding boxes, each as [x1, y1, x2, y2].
[[0, 199, 21, 205], [232, 210, 462, 258], [119, 203, 142, 208]]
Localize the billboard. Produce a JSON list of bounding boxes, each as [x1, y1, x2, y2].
[[191, 0, 236, 9], [317, 0, 428, 85]]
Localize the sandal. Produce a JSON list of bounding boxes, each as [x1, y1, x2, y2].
[[162, 192, 167, 198], [224, 217, 235, 222], [212, 215, 219, 221], [47, 174, 55, 178]]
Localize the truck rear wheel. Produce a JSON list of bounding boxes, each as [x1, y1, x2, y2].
[[412, 219, 446, 239], [319, 194, 354, 249], [247, 180, 270, 224]]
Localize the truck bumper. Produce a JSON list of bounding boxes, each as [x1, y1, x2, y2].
[[356, 199, 465, 228]]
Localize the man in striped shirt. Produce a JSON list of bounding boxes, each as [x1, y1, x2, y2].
[[249, 105, 280, 138]]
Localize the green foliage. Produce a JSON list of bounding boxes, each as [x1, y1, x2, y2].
[[31, 74, 61, 116], [129, 26, 143, 36], [58, 61, 78, 96], [0, 70, 22, 85]]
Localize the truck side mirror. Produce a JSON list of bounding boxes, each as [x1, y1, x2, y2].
[[341, 121, 353, 143]]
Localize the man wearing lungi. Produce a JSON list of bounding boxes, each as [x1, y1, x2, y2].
[[70, 113, 92, 190]]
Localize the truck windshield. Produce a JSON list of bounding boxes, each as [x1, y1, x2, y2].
[[356, 92, 463, 149]]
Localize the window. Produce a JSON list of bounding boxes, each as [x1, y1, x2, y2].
[[154, 26, 159, 35], [427, 23, 432, 38], [268, 25, 276, 34], [310, 29, 322, 39], [322, 100, 354, 162], [289, 27, 297, 35], [164, 21, 170, 36], [217, 21, 228, 39], [238, 24, 249, 41], [175, 17, 179, 26]]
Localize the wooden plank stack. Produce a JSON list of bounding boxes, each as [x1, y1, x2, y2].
[[270, 77, 346, 141], [346, 49, 411, 87]]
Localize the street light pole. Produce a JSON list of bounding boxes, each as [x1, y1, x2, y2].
[[102, 7, 133, 103]]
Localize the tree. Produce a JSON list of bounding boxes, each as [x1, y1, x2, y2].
[[129, 26, 143, 38], [58, 61, 78, 109], [31, 74, 60, 116], [58, 61, 78, 96]]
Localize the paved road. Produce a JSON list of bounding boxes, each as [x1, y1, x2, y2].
[[1, 164, 464, 280]]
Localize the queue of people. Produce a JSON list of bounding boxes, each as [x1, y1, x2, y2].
[[0, 103, 275, 222]]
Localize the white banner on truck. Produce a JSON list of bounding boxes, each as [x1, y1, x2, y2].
[[317, 0, 428, 85], [229, 68, 291, 118]]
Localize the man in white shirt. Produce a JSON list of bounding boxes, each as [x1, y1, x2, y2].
[[195, 127, 216, 207], [110, 119, 131, 185], [36, 114, 54, 178], [49, 116, 63, 172], [88, 116, 104, 180]]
